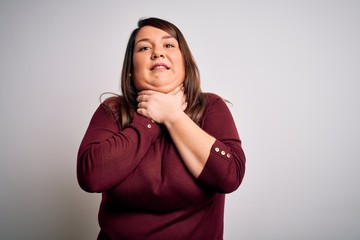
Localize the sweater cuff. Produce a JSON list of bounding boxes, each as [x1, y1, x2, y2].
[[131, 112, 162, 142], [198, 140, 232, 191]]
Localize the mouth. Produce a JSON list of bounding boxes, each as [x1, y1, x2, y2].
[[150, 63, 170, 71]]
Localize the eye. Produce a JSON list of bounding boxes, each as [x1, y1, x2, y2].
[[164, 43, 174, 48], [138, 46, 151, 52]]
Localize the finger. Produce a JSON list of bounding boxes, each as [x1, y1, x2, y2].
[[137, 108, 146, 116], [136, 95, 142, 102], [137, 94, 148, 102], [138, 90, 157, 96], [137, 101, 145, 109]]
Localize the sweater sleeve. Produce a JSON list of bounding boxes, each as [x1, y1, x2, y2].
[[77, 103, 162, 193], [197, 94, 246, 193]]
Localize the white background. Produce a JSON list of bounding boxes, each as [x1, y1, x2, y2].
[[1, 0, 359, 239]]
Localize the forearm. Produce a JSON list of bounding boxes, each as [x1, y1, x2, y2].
[[77, 107, 161, 192], [164, 94, 246, 193], [164, 112, 216, 178]]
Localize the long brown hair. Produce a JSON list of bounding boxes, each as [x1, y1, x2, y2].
[[106, 17, 205, 128]]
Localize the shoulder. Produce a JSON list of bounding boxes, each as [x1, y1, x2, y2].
[[202, 92, 234, 117], [101, 94, 122, 124], [200, 92, 231, 121], [102, 95, 122, 111], [203, 92, 227, 106], [199, 92, 235, 128]]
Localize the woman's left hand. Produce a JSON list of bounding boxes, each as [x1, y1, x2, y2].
[[137, 85, 187, 124]]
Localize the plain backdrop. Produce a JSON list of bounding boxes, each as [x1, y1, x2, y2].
[[1, 0, 359, 239]]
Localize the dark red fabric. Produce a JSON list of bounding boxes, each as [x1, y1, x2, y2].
[[77, 93, 246, 240]]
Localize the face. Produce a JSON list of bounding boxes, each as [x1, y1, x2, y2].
[[132, 26, 185, 93]]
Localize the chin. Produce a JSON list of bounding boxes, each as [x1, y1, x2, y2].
[[160, 83, 184, 93], [146, 84, 181, 93], [135, 78, 183, 93], [151, 86, 173, 93]]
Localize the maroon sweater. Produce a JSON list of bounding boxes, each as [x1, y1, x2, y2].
[[77, 93, 246, 240]]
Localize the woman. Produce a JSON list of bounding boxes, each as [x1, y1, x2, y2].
[[77, 17, 246, 240]]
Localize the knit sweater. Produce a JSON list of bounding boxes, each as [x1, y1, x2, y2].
[[77, 92, 246, 240]]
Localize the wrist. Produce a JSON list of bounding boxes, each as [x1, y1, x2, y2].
[[164, 111, 186, 128]]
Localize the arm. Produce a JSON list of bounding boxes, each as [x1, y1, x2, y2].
[[77, 99, 162, 193], [164, 111, 215, 178], [137, 86, 212, 176], [137, 89, 246, 193], [165, 95, 246, 193], [197, 95, 246, 193]]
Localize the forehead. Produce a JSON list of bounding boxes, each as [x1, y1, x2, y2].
[[135, 26, 175, 42]]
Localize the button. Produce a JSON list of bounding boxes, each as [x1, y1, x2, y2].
[[147, 124, 152, 129], [226, 153, 231, 158], [215, 147, 220, 152], [221, 151, 226, 155]]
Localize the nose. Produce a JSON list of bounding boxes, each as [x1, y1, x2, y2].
[[151, 48, 164, 60]]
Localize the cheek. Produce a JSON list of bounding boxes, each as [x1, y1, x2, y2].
[[132, 57, 141, 74], [132, 53, 148, 73], [176, 59, 185, 79]]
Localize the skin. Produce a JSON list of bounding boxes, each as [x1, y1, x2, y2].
[[132, 26, 185, 94], [134, 26, 215, 178]]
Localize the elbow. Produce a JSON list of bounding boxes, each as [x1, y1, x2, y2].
[[77, 152, 105, 193], [198, 151, 246, 194], [77, 176, 100, 193], [220, 172, 244, 193], [220, 161, 246, 194], [77, 169, 104, 193], [77, 179, 94, 193]]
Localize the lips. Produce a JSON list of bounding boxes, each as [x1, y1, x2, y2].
[[150, 63, 170, 70]]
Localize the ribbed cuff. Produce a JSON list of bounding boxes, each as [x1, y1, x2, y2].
[[131, 112, 162, 142], [197, 140, 232, 191]]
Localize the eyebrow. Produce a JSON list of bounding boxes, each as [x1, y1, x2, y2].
[[135, 35, 175, 45]]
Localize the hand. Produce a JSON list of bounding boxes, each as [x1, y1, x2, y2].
[[137, 85, 187, 124]]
